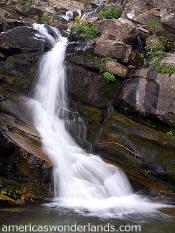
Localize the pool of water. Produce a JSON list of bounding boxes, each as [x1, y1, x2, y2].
[[0, 203, 175, 233]]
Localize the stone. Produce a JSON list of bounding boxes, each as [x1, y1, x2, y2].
[[95, 113, 175, 191], [161, 12, 175, 31], [94, 39, 134, 63], [120, 68, 175, 126], [67, 64, 122, 109], [104, 60, 128, 77], [0, 26, 51, 52], [95, 18, 138, 45], [69, 53, 100, 71], [161, 54, 175, 67]]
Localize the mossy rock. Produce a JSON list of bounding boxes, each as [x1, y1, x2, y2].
[[77, 104, 104, 143], [0, 177, 47, 206], [96, 112, 175, 188]]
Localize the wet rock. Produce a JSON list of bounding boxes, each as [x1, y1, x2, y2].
[[120, 68, 175, 126], [0, 26, 51, 53], [67, 64, 122, 109], [95, 113, 175, 190]]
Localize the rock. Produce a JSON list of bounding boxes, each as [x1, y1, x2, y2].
[[94, 39, 134, 63], [95, 113, 175, 190], [120, 68, 175, 126], [161, 54, 175, 67], [95, 18, 138, 45], [69, 53, 100, 71], [161, 11, 175, 31], [104, 60, 128, 77], [67, 64, 122, 109], [0, 26, 51, 53], [76, 103, 103, 143]]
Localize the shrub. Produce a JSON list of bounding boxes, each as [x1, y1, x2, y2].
[[167, 130, 175, 137], [149, 58, 175, 75], [75, 21, 98, 40], [98, 5, 123, 19], [103, 72, 115, 82]]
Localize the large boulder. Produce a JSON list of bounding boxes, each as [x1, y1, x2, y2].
[[120, 68, 175, 126], [95, 113, 175, 192], [94, 18, 138, 64]]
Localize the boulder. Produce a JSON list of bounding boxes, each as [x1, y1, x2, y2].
[[95, 113, 175, 191], [161, 11, 175, 31], [67, 64, 122, 109], [120, 68, 175, 126], [104, 60, 128, 77], [94, 39, 134, 63], [0, 26, 51, 53], [95, 18, 138, 45]]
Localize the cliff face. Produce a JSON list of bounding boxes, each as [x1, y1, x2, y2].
[[0, 0, 175, 205]]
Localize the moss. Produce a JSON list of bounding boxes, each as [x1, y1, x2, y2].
[[6, 75, 25, 92], [99, 79, 120, 106], [78, 105, 103, 142], [0, 177, 47, 205], [78, 88, 88, 104]]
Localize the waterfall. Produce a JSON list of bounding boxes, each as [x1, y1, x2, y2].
[[29, 24, 170, 218]]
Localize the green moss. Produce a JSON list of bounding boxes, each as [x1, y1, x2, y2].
[[78, 88, 88, 104], [0, 177, 47, 205], [78, 105, 103, 142], [6, 75, 25, 92], [99, 79, 120, 105]]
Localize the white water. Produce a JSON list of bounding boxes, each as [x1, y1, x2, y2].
[[29, 24, 171, 219]]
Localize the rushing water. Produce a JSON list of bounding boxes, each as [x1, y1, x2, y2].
[[28, 24, 172, 219]]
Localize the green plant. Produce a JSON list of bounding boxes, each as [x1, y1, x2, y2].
[[103, 72, 115, 82], [146, 41, 164, 58], [98, 5, 123, 19], [75, 21, 98, 40], [25, 3, 32, 8], [167, 130, 175, 137], [53, 15, 58, 20], [149, 58, 175, 75], [40, 16, 50, 24], [148, 19, 159, 29], [100, 57, 115, 73]]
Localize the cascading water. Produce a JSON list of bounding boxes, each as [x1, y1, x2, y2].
[[29, 24, 171, 218]]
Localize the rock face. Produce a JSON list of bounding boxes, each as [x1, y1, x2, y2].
[[0, 23, 53, 206], [95, 113, 175, 191], [67, 64, 122, 109], [120, 68, 175, 126]]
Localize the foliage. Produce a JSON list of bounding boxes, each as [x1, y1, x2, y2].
[[103, 72, 115, 82], [25, 3, 32, 8], [148, 19, 159, 29], [167, 130, 175, 137], [100, 57, 115, 73], [146, 41, 164, 58], [98, 5, 123, 19], [40, 16, 50, 24], [75, 18, 98, 40], [146, 39, 175, 75], [149, 58, 175, 75]]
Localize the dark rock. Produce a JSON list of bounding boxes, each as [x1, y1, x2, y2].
[[67, 64, 122, 109], [0, 26, 51, 53], [95, 113, 175, 189]]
